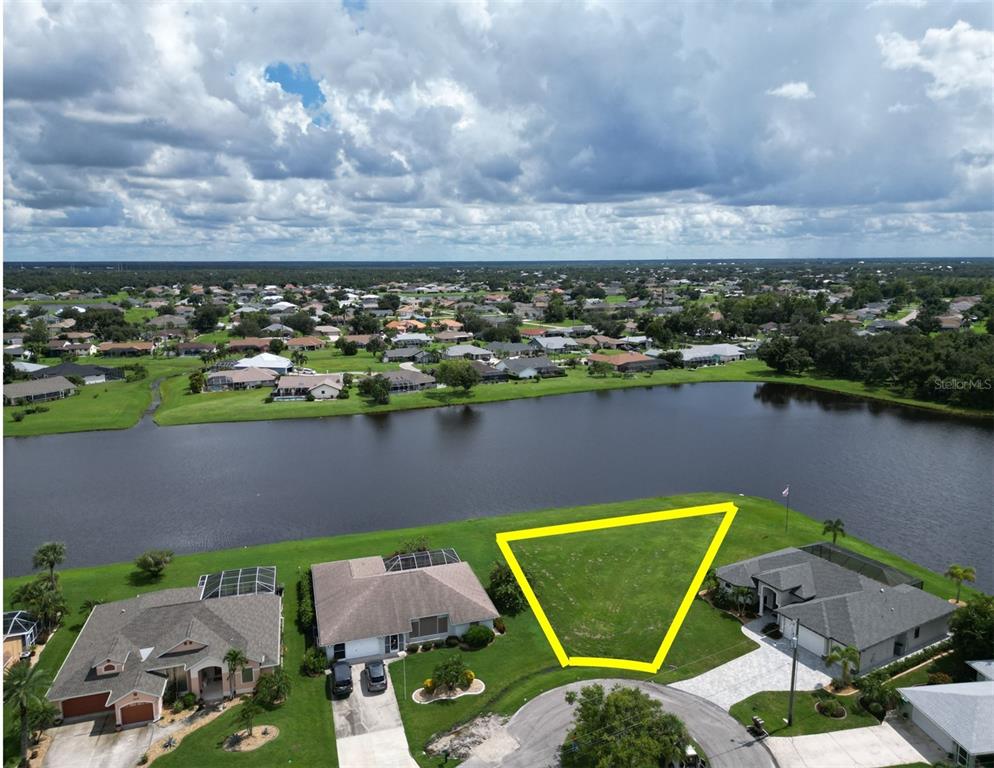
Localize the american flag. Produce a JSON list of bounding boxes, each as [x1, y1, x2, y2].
[[782, 485, 790, 497]]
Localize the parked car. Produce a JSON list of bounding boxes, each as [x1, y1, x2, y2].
[[364, 660, 388, 692], [331, 662, 353, 697]]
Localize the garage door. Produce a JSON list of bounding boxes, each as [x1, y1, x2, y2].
[[61, 693, 113, 718], [120, 702, 154, 725], [797, 625, 827, 657]]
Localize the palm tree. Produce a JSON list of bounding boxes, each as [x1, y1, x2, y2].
[[32, 542, 66, 590], [224, 648, 249, 699], [237, 699, 262, 737], [291, 349, 308, 368], [822, 518, 846, 545], [4, 662, 53, 764], [33, 587, 67, 633], [732, 586, 754, 618], [945, 564, 976, 604], [825, 645, 861, 687], [78, 599, 103, 617]]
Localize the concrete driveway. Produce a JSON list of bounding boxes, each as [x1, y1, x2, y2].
[[43, 715, 156, 768], [671, 618, 832, 710], [331, 662, 417, 768], [462, 679, 776, 768], [765, 717, 945, 768]]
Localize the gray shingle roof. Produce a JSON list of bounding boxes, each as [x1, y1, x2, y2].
[[899, 681, 994, 755], [4, 376, 77, 401], [48, 587, 281, 705], [311, 558, 499, 647]]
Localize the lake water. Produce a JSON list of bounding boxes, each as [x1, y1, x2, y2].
[[4, 382, 993, 590]]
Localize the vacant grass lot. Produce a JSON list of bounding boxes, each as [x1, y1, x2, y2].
[[2, 495, 974, 767], [511, 513, 724, 662], [729, 690, 880, 737], [3, 356, 200, 437]]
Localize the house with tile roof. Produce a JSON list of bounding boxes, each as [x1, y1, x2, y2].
[[47, 570, 281, 728], [311, 551, 499, 662]]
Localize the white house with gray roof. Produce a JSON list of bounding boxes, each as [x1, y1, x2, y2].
[[716, 545, 955, 672], [47, 569, 281, 728], [311, 550, 499, 662]]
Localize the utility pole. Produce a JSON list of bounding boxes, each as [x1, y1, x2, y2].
[[786, 619, 799, 727]]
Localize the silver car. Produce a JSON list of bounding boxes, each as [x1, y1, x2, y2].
[[364, 660, 388, 692]]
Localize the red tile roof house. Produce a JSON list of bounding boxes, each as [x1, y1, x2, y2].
[[96, 342, 156, 357], [285, 336, 326, 351], [312, 551, 498, 662], [587, 352, 667, 373], [47, 569, 282, 729]]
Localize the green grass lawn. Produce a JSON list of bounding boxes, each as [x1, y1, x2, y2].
[[729, 690, 880, 737], [1, 494, 976, 767], [3, 356, 201, 437], [123, 307, 157, 324], [510, 514, 723, 662]]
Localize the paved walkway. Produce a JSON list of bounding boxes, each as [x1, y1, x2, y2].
[[766, 717, 944, 768], [671, 617, 832, 710], [332, 663, 417, 768], [463, 679, 776, 768]]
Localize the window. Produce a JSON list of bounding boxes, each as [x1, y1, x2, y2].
[[332, 643, 345, 661], [913, 626, 920, 639], [241, 667, 254, 684], [410, 615, 449, 639], [104, 664, 115, 672]]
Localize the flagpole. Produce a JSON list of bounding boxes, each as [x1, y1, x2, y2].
[[784, 485, 790, 532]]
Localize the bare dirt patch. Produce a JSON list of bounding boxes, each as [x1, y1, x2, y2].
[[223, 725, 279, 752], [426, 713, 507, 760]]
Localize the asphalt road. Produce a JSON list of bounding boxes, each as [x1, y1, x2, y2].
[[463, 678, 777, 768]]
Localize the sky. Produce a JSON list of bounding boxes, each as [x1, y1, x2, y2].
[[2, 1, 993, 262]]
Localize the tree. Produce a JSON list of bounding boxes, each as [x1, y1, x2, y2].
[[191, 304, 223, 334], [365, 335, 386, 357], [432, 655, 469, 692], [253, 667, 291, 707], [10, 576, 66, 632], [588, 360, 613, 377], [24, 319, 49, 346], [134, 549, 174, 579], [224, 648, 249, 699], [290, 349, 308, 368], [237, 699, 262, 737], [4, 662, 53, 764], [435, 359, 481, 392], [731, 586, 754, 618], [758, 334, 812, 374], [949, 595, 994, 665], [268, 339, 285, 355], [826, 644, 861, 687], [335, 338, 358, 356], [79, 599, 103, 617], [28, 698, 59, 744], [822, 518, 846, 545], [945, 564, 976, 604], [358, 374, 390, 405], [188, 370, 206, 394], [284, 311, 315, 336], [486, 561, 527, 616], [32, 542, 66, 590], [560, 684, 689, 768]]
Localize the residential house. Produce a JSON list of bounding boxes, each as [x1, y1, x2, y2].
[[393, 333, 432, 347], [343, 334, 378, 349], [273, 374, 344, 400], [587, 352, 666, 373], [382, 347, 432, 364], [146, 314, 188, 329], [31, 363, 124, 385], [311, 550, 499, 662], [205, 367, 277, 391], [97, 342, 155, 356], [227, 338, 275, 354], [716, 545, 955, 672], [485, 342, 535, 358], [314, 325, 342, 341], [176, 342, 217, 357], [531, 336, 579, 354], [234, 353, 293, 375], [937, 315, 963, 331], [286, 336, 326, 351], [434, 319, 463, 331], [381, 370, 437, 393], [444, 344, 493, 361], [674, 344, 746, 367], [262, 323, 294, 337], [4, 376, 77, 405], [46, 568, 282, 727], [467, 360, 509, 383], [898, 661, 993, 767], [497, 356, 562, 379], [3, 611, 38, 669], [434, 331, 474, 344], [47, 340, 98, 357]]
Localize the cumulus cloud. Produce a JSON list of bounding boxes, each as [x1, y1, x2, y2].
[[2, 1, 992, 260], [766, 81, 816, 100]]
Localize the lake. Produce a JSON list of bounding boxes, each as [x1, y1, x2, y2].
[[4, 382, 993, 590]]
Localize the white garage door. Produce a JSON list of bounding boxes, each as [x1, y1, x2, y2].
[[797, 625, 826, 657]]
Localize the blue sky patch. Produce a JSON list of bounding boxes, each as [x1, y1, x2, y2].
[[264, 62, 325, 109]]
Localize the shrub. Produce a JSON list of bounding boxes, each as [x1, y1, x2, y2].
[[853, 640, 952, 688], [296, 572, 315, 631], [462, 625, 495, 650], [459, 669, 476, 689], [406, 644, 420, 654], [171, 700, 184, 715], [163, 682, 177, 706], [254, 667, 291, 706], [420, 643, 433, 653], [11, 412, 25, 422], [445, 635, 461, 648], [817, 699, 846, 718], [433, 640, 445, 650], [486, 561, 527, 616], [134, 549, 174, 579], [422, 678, 435, 694], [928, 672, 953, 685], [432, 655, 469, 692], [181, 692, 196, 709], [493, 617, 506, 635], [301, 647, 326, 677]]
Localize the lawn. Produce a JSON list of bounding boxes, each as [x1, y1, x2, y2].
[[2, 494, 975, 767], [729, 690, 880, 737], [3, 356, 201, 437], [510, 513, 724, 662]]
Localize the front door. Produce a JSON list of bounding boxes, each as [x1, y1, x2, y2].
[[384, 634, 400, 653]]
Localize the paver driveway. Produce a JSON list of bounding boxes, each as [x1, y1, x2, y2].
[[671, 617, 832, 710], [331, 662, 417, 768]]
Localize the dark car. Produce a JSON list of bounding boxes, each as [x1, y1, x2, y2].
[[331, 662, 353, 697], [364, 660, 388, 693]]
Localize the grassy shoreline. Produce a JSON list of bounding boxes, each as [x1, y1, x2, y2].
[[3, 493, 977, 767], [6, 358, 990, 438]]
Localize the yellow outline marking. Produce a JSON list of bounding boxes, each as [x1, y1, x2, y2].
[[495, 502, 737, 673]]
